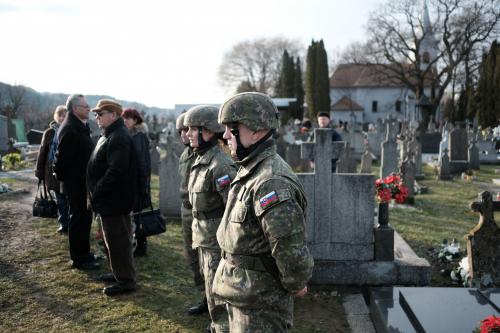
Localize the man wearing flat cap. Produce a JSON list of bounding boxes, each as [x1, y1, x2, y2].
[[87, 99, 138, 296]]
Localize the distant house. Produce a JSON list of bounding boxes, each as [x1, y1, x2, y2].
[[329, 0, 439, 127]]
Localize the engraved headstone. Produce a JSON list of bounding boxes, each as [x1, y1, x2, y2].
[[380, 121, 399, 179], [159, 135, 182, 217]]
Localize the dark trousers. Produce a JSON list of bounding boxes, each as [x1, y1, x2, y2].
[[101, 214, 136, 288], [66, 185, 93, 264], [55, 191, 69, 229]]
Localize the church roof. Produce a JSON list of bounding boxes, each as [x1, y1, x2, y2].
[[330, 63, 435, 88], [331, 96, 364, 112]]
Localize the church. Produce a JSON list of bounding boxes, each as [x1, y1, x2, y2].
[[329, 0, 439, 128]]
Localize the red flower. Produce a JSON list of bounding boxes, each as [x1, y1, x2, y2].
[[375, 173, 409, 204], [480, 315, 500, 333]]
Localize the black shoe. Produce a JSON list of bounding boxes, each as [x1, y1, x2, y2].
[[72, 261, 100, 270], [103, 284, 135, 296], [188, 300, 209, 315], [99, 273, 116, 283], [57, 226, 68, 234]]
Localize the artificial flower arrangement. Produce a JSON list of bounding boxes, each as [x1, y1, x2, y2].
[[450, 257, 470, 287], [375, 173, 409, 204], [473, 315, 500, 333], [437, 238, 461, 263]]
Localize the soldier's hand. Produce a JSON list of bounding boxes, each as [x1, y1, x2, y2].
[[294, 286, 308, 297]]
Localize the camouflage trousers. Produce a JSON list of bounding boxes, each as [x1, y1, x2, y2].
[[199, 247, 229, 333], [227, 295, 293, 333], [181, 205, 204, 288]]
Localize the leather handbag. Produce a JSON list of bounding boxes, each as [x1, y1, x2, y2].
[[132, 205, 166, 238], [33, 179, 58, 218]]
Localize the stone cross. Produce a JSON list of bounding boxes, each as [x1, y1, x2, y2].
[[360, 144, 373, 174], [299, 128, 374, 261], [380, 121, 399, 179], [468, 191, 500, 287]]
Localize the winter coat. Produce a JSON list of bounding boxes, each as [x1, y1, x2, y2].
[[129, 123, 151, 211], [53, 112, 94, 193], [86, 117, 137, 217], [35, 121, 61, 192]]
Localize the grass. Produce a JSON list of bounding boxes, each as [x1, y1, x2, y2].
[[0, 175, 349, 333], [3, 163, 496, 331], [379, 163, 500, 285]]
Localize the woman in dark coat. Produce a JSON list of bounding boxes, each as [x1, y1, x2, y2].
[[35, 105, 69, 233], [122, 108, 152, 256]]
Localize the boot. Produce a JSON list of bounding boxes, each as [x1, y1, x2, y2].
[[188, 298, 208, 315], [134, 237, 147, 257]]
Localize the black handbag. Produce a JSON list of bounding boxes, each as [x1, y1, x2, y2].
[[33, 179, 58, 218], [132, 205, 166, 238]]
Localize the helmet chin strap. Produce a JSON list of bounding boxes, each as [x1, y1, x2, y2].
[[231, 126, 274, 161], [196, 127, 217, 150]]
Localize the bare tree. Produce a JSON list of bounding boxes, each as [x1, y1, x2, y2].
[[363, 0, 500, 124], [218, 37, 302, 95], [6, 84, 27, 119]]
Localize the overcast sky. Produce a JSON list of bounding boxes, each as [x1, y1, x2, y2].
[[0, 0, 381, 108]]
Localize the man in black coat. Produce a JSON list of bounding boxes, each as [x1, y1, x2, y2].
[[87, 99, 137, 296], [53, 94, 99, 270]]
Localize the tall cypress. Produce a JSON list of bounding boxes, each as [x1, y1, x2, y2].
[[276, 50, 295, 97], [294, 57, 305, 119], [477, 41, 500, 127], [305, 39, 331, 119]]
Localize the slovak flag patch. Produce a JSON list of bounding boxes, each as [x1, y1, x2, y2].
[[216, 175, 231, 187], [259, 191, 278, 209]]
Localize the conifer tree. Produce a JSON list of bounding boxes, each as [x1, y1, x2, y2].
[[477, 41, 500, 128], [294, 57, 305, 119], [305, 39, 331, 119]]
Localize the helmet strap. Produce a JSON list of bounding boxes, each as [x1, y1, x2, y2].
[[196, 127, 217, 151], [232, 126, 274, 161]]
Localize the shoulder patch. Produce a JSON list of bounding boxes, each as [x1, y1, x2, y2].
[[259, 191, 279, 209], [216, 174, 231, 187]]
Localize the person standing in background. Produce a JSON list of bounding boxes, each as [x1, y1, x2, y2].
[[122, 108, 151, 257], [36, 105, 69, 234]]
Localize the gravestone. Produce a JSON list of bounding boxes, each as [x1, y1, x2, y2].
[[468, 141, 480, 170], [299, 128, 431, 285], [449, 126, 468, 161], [468, 191, 500, 287], [26, 129, 43, 145], [371, 287, 500, 333], [300, 129, 371, 261], [337, 142, 357, 173], [159, 135, 182, 217], [476, 140, 499, 164], [420, 132, 441, 154], [400, 154, 416, 204], [380, 121, 399, 179], [285, 144, 302, 170], [439, 148, 452, 180], [150, 145, 160, 175], [360, 146, 373, 174], [0, 115, 8, 152]]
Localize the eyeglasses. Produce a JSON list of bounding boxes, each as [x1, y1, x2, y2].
[[76, 104, 90, 110], [94, 111, 111, 118]]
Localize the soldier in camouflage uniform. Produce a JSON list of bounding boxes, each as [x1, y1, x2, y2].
[[184, 105, 236, 333], [176, 113, 208, 316], [213, 92, 314, 332]]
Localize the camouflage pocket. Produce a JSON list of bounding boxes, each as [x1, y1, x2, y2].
[[229, 201, 247, 223]]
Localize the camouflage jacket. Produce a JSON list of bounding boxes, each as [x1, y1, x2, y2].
[[213, 140, 314, 308], [188, 144, 236, 249], [178, 146, 195, 205]]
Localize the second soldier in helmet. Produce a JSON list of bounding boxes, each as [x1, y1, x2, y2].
[[184, 105, 236, 333]]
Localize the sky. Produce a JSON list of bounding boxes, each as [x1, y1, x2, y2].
[[0, 0, 381, 109]]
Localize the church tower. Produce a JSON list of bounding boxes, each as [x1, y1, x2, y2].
[[412, 0, 439, 69]]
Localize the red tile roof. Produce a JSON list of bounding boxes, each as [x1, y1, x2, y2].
[[331, 96, 364, 112], [330, 63, 435, 88]]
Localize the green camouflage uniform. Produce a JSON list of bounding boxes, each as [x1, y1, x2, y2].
[[213, 92, 314, 333], [186, 105, 236, 333], [178, 145, 203, 287]]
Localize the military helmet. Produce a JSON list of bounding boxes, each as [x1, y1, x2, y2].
[[176, 113, 187, 131], [218, 92, 279, 131], [184, 105, 224, 133]]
